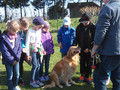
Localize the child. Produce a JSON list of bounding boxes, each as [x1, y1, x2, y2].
[[57, 16, 76, 58], [25, 17, 45, 88], [39, 21, 54, 82], [72, 13, 96, 84], [0, 20, 22, 90], [18, 17, 30, 86]]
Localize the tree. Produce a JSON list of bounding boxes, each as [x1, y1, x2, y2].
[[48, 1, 68, 19], [0, 0, 8, 22], [31, 0, 44, 17], [7, 0, 30, 18]]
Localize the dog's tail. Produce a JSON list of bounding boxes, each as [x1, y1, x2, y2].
[[41, 81, 55, 89]]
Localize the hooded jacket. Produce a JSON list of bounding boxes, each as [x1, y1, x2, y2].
[[41, 30, 54, 55], [57, 26, 76, 54], [73, 22, 95, 52], [0, 31, 22, 64]]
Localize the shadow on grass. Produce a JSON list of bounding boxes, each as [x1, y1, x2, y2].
[[0, 71, 112, 90]]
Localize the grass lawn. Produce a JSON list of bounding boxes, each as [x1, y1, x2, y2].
[[0, 18, 113, 90]]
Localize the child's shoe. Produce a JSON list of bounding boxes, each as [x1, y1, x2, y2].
[[39, 76, 45, 82], [18, 78, 24, 86], [44, 75, 49, 81], [87, 77, 93, 84], [30, 81, 39, 88], [106, 77, 110, 85], [35, 80, 44, 86], [78, 76, 84, 83], [13, 86, 21, 90]]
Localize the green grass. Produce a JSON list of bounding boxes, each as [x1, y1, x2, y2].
[[0, 18, 113, 90]]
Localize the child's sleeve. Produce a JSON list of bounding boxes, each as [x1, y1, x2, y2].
[[57, 27, 62, 43], [25, 30, 30, 56], [0, 41, 15, 64], [16, 36, 23, 62], [50, 32, 54, 53]]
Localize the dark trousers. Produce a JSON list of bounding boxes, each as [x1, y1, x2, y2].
[[40, 54, 51, 76], [19, 52, 26, 78], [80, 52, 92, 78]]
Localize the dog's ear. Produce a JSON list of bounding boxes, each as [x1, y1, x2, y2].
[[67, 48, 72, 57]]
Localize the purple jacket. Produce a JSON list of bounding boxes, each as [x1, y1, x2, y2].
[[0, 31, 22, 64], [41, 30, 54, 55]]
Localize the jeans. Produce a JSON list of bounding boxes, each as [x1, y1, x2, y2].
[[40, 54, 51, 76], [30, 52, 40, 81], [93, 55, 120, 90], [5, 62, 19, 90]]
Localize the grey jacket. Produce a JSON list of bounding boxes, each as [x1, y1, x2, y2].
[[94, 0, 120, 55]]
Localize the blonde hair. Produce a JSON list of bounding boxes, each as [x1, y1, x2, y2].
[[19, 17, 29, 27], [6, 20, 20, 33]]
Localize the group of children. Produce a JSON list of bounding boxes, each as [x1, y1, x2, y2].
[[0, 17, 54, 90], [0, 12, 111, 90]]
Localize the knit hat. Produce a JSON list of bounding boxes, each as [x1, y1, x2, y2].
[[33, 17, 44, 25], [43, 21, 50, 29], [63, 16, 71, 26], [79, 13, 90, 23]]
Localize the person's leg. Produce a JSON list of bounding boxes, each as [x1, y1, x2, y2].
[[93, 55, 118, 90], [61, 53, 67, 58], [5, 63, 13, 90], [35, 53, 44, 86], [35, 53, 41, 81], [45, 54, 50, 76], [30, 52, 39, 88], [19, 52, 25, 78], [78, 53, 86, 82], [30, 52, 38, 81], [40, 56, 44, 77], [111, 57, 120, 90], [19, 52, 26, 86], [13, 62, 20, 88]]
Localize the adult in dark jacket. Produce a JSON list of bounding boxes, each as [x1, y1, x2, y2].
[[0, 20, 22, 90], [73, 13, 95, 84], [91, 0, 120, 89]]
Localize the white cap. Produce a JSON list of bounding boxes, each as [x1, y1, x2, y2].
[[63, 17, 71, 26]]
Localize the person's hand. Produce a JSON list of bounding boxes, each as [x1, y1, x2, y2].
[[60, 42, 63, 49], [43, 51, 46, 55], [84, 48, 89, 53], [26, 56, 31, 61], [13, 60, 17, 65], [23, 48, 27, 53], [91, 49, 96, 58]]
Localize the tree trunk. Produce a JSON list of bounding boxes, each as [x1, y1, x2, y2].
[[62, 0, 65, 18], [4, 5, 7, 22], [100, 0, 103, 8]]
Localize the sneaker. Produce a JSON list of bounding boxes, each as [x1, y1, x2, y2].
[[39, 76, 45, 82], [78, 76, 84, 83], [13, 86, 21, 90], [18, 78, 24, 86], [44, 75, 49, 81], [106, 77, 110, 85], [30, 81, 39, 88], [35, 80, 44, 86], [87, 78, 93, 84]]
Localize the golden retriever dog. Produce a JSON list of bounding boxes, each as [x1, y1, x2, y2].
[[42, 46, 80, 88]]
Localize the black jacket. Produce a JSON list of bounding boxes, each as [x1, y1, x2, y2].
[[73, 22, 95, 52]]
